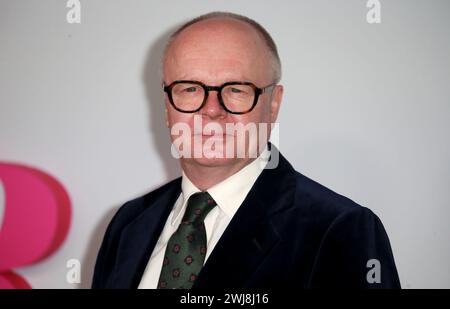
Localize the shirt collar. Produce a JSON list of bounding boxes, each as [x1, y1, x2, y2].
[[171, 145, 270, 226]]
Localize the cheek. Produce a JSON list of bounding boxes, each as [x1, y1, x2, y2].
[[166, 103, 191, 127], [236, 101, 271, 125], [168, 114, 193, 129], [260, 99, 273, 123]]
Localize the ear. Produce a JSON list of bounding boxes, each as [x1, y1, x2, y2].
[[270, 85, 284, 123]]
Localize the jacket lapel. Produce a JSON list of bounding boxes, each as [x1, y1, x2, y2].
[[110, 178, 182, 288], [193, 148, 297, 288]]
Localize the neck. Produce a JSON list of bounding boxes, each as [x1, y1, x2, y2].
[[180, 158, 256, 191]]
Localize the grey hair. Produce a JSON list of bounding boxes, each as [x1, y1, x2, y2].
[[161, 11, 282, 84]]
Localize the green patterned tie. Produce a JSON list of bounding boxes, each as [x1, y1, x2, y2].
[[157, 191, 217, 289]]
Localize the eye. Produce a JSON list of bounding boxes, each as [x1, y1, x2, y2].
[[230, 87, 243, 93], [183, 86, 198, 93]]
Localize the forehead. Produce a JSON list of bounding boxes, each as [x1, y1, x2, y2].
[[164, 18, 271, 85]]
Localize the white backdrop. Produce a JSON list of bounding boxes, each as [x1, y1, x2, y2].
[[1, 0, 449, 288]]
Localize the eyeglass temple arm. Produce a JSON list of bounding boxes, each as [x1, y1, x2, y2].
[[261, 84, 276, 93]]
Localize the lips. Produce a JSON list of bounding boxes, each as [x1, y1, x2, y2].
[[192, 130, 231, 137], [200, 133, 226, 136], [195, 133, 233, 138]]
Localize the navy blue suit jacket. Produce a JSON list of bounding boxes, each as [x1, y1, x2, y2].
[[92, 149, 400, 288]]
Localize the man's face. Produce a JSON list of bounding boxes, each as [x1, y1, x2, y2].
[[163, 18, 283, 168]]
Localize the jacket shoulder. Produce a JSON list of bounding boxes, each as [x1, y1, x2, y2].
[[112, 177, 182, 228], [293, 171, 365, 217], [288, 172, 400, 288], [92, 177, 181, 288]]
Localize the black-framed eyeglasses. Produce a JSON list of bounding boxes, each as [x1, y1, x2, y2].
[[163, 80, 276, 114]]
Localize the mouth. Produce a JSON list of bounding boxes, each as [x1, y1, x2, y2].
[[193, 131, 232, 137], [197, 133, 229, 138]]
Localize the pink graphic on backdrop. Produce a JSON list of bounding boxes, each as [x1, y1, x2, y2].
[[0, 163, 72, 289], [0, 271, 31, 289]]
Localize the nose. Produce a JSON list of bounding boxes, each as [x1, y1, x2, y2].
[[201, 90, 227, 119]]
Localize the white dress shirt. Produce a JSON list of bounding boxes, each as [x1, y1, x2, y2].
[[138, 147, 269, 289]]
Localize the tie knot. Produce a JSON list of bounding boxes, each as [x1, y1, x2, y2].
[[182, 192, 217, 225]]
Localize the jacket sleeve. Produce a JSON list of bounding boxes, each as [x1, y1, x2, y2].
[[308, 206, 401, 288], [91, 205, 126, 289]]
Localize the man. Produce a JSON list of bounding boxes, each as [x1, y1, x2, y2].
[[92, 12, 400, 289]]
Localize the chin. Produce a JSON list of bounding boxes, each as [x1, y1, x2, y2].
[[190, 155, 238, 168]]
